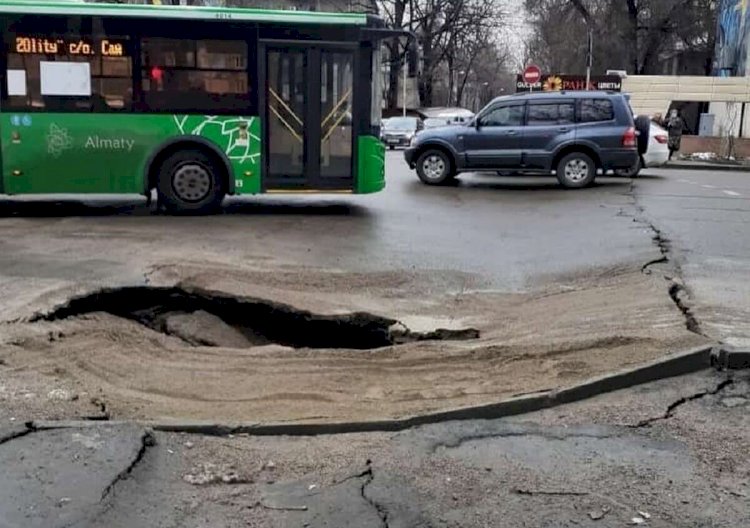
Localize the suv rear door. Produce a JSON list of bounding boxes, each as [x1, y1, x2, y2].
[[522, 99, 576, 170], [463, 102, 525, 168]]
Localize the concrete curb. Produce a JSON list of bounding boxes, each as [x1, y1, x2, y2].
[[28, 345, 716, 437], [711, 346, 750, 370], [660, 163, 750, 172]]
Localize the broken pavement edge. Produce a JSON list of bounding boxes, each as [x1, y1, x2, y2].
[[29, 344, 729, 437]]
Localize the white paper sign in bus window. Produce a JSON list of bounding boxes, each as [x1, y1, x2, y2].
[[7, 69, 27, 96], [40, 61, 91, 96]]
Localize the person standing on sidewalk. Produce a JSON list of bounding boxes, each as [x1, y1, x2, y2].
[[666, 109, 686, 160]]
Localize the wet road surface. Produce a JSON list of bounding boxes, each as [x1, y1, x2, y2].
[[0, 151, 653, 296], [633, 169, 750, 346], [1, 153, 745, 345], [1, 157, 749, 526]]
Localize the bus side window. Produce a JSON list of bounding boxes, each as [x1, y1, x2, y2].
[[140, 38, 250, 115]]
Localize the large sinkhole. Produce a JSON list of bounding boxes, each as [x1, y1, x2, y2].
[[32, 287, 480, 350]]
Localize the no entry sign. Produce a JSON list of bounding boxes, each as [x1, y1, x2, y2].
[[522, 64, 542, 84]]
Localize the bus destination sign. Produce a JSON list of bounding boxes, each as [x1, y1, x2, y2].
[[14, 36, 127, 57]]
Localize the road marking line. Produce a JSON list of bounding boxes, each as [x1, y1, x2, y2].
[[723, 190, 741, 196], [702, 184, 716, 189]]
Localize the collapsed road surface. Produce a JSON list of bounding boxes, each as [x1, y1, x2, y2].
[[0, 156, 718, 423], [0, 160, 746, 424]]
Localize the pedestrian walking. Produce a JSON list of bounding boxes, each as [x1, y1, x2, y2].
[[666, 109, 685, 160]]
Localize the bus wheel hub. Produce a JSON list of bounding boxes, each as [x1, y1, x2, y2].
[[173, 164, 211, 202]]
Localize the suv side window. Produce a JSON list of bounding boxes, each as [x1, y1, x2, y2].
[[479, 104, 524, 127], [579, 99, 614, 122], [527, 102, 575, 126]]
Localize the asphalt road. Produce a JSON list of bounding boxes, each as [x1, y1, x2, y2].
[[0, 151, 653, 296], [633, 169, 750, 346], [0, 151, 745, 342], [1, 154, 749, 527]]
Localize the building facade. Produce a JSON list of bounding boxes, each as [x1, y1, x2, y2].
[[714, 0, 750, 76]]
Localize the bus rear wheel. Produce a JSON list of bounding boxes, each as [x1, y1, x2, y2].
[[156, 150, 225, 214]]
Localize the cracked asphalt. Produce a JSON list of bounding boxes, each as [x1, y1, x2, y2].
[[1, 370, 747, 527], [632, 170, 750, 346], [1, 155, 749, 526]]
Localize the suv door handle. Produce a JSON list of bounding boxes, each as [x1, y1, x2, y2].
[[558, 127, 571, 132], [506, 130, 518, 135]]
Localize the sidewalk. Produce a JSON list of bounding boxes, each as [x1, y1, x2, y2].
[[661, 160, 750, 172]]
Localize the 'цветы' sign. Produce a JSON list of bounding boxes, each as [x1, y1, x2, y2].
[[515, 74, 622, 92]]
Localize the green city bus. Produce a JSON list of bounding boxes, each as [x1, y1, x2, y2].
[[0, 0, 390, 212]]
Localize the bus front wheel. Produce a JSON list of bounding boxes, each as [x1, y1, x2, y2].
[[156, 149, 225, 214]]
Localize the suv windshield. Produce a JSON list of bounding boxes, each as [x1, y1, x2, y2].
[[384, 117, 418, 131]]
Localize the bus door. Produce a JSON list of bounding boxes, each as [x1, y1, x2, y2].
[[263, 45, 355, 191]]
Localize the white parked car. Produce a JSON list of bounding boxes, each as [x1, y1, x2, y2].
[[643, 122, 670, 167], [615, 120, 669, 177]]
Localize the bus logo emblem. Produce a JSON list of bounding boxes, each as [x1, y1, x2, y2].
[[46, 124, 74, 158]]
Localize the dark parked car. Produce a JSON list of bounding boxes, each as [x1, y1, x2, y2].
[[404, 91, 641, 188], [381, 117, 422, 149]]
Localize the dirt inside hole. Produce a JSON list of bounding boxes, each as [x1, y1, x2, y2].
[[31, 287, 480, 350]]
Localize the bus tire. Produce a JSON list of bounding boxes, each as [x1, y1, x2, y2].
[[156, 149, 226, 214]]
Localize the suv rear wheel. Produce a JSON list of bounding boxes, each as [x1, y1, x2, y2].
[[615, 155, 643, 178], [634, 115, 651, 155], [556, 152, 596, 188], [416, 149, 455, 185]]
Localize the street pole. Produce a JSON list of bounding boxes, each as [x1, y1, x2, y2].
[[571, 0, 592, 90], [403, 56, 407, 117], [585, 26, 592, 90], [407, 0, 413, 116]]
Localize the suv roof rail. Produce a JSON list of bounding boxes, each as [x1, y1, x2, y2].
[[502, 90, 624, 101]]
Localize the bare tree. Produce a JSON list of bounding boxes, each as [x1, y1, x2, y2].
[[720, 102, 739, 159], [376, 0, 410, 110], [525, 0, 718, 75], [410, 0, 503, 106], [452, 28, 511, 107]]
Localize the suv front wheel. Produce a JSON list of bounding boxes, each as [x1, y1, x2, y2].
[[416, 149, 455, 185], [556, 152, 596, 188]]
